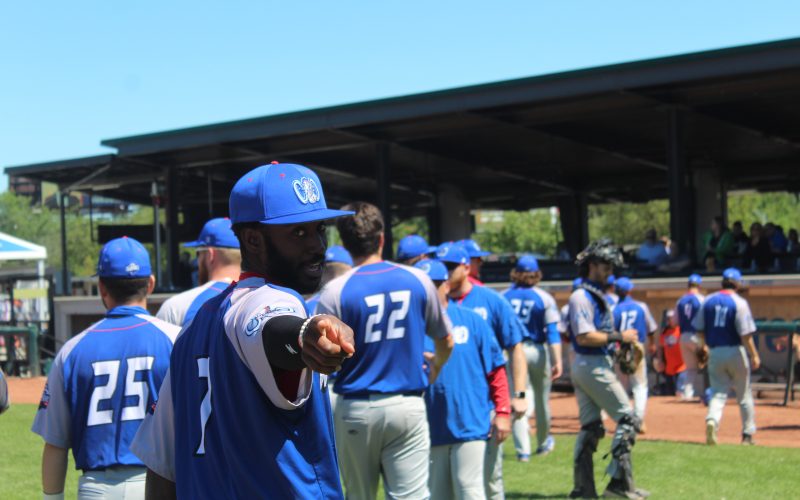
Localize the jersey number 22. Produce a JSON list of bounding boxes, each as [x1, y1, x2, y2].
[[363, 291, 411, 343]]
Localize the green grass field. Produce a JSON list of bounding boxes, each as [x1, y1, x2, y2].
[[2, 404, 797, 499]]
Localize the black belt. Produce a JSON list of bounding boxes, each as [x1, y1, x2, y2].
[[342, 390, 423, 400]]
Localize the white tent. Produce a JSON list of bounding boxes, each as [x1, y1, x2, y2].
[[0, 232, 47, 262], [0, 231, 48, 325]]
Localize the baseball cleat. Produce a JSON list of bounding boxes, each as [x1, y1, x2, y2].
[[741, 433, 755, 446], [536, 435, 556, 456], [603, 486, 644, 499], [706, 420, 717, 445], [516, 453, 530, 462]]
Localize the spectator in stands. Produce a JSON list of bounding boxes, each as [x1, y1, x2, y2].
[[765, 222, 788, 254], [787, 229, 800, 255], [743, 222, 772, 273], [555, 242, 571, 260], [731, 221, 749, 255], [702, 216, 734, 272], [636, 228, 668, 266]]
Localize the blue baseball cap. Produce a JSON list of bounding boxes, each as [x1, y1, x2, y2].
[[572, 277, 583, 290], [184, 217, 240, 249], [458, 239, 491, 258], [325, 245, 353, 266], [615, 277, 634, 293], [515, 254, 540, 273], [397, 235, 433, 261], [229, 162, 353, 225], [96, 237, 152, 278], [606, 274, 616, 285], [722, 268, 743, 282], [435, 243, 469, 265], [688, 273, 703, 285], [415, 259, 448, 281]]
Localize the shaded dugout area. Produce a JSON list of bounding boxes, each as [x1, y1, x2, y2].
[[7, 38, 800, 290]]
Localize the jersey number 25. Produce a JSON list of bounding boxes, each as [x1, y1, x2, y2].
[[87, 357, 154, 427]]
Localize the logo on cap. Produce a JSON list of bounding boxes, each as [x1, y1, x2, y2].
[[437, 247, 448, 258], [125, 262, 140, 274], [419, 262, 431, 272], [293, 177, 321, 205]]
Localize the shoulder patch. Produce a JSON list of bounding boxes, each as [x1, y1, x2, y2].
[[245, 304, 298, 336]]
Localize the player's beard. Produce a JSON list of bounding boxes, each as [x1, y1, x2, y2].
[[264, 237, 324, 295]]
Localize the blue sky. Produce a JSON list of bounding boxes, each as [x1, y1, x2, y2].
[[2, 1, 799, 189]]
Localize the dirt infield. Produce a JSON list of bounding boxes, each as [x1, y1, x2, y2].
[[8, 377, 799, 447], [549, 392, 800, 447]]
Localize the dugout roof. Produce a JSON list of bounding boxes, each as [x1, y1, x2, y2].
[[7, 37, 800, 217]]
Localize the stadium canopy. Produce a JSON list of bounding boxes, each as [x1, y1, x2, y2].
[[7, 38, 800, 290]]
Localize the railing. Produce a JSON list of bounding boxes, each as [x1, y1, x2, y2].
[[753, 320, 797, 406], [0, 325, 41, 377]]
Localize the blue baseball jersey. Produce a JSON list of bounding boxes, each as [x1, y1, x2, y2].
[[605, 292, 619, 310], [317, 261, 451, 396], [32, 306, 179, 471], [613, 296, 658, 343], [305, 293, 320, 314], [568, 284, 613, 356], [156, 280, 231, 327], [676, 291, 705, 334], [423, 305, 505, 446], [451, 285, 524, 350], [692, 290, 756, 348], [131, 277, 343, 499], [503, 285, 561, 344]]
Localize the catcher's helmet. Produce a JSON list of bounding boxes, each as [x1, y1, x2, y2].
[[575, 239, 624, 268]]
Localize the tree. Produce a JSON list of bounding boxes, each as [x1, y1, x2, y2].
[[473, 209, 563, 255], [588, 200, 671, 246]]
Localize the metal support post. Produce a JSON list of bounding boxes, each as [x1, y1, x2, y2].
[[376, 143, 394, 260]]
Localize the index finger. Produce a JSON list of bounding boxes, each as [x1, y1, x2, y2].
[[317, 319, 355, 355]]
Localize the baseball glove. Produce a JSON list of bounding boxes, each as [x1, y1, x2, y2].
[[616, 341, 645, 374], [696, 345, 709, 370]]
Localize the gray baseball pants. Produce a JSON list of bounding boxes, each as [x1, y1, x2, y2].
[[335, 393, 430, 500], [512, 342, 552, 454], [430, 440, 486, 500], [706, 345, 756, 435]]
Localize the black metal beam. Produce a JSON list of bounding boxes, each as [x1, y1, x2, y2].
[[376, 143, 394, 260], [667, 107, 695, 263], [59, 192, 69, 296], [165, 167, 179, 289]]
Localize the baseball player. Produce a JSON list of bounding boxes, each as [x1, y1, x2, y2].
[[559, 278, 583, 379], [612, 278, 658, 432], [131, 163, 357, 498], [604, 275, 619, 310], [675, 274, 705, 400], [397, 234, 434, 266], [317, 201, 453, 500], [32, 237, 180, 499], [568, 240, 648, 499], [417, 259, 510, 500], [502, 255, 562, 459], [693, 268, 759, 445], [156, 217, 241, 327], [306, 245, 353, 314], [440, 242, 527, 500], [458, 239, 491, 285]]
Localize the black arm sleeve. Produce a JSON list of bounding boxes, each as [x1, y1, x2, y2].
[[262, 315, 306, 370]]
